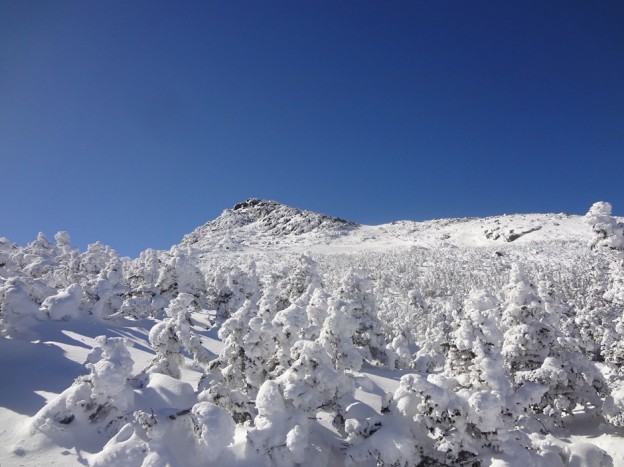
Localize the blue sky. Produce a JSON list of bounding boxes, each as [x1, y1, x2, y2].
[[1, 1, 623, 257]]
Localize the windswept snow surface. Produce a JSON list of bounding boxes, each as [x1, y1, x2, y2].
[[2, 199, 624, 466]]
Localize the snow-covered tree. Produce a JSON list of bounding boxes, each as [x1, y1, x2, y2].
[[585, 201, 624, 251], [318, 297, 363, 373], [144, 293, 211, 380], [501, 265, 605, 420], [247, 341, 353, 465], [335, 271, 387, 364], [207, 261, 262, 321], [0, 277, 54, 336], [200, 298, 268, 423], [31, 336, 135, 442]]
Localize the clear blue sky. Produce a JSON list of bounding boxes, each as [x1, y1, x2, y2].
[[1, 1, 623, 257]]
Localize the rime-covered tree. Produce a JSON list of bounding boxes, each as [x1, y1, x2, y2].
[[501, 265, 605, 420], [247, 341, 353, 465], [335, 271, 387, 364], [144, 293, 211, 380], [31, 336, 135, 441], [318, 296, 363, 373], [199, 297, 269, 423], [207, 261, 262, 321], [585, 201, 624, 251]]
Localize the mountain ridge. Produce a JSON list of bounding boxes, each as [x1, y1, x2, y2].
[[177, 198, 590, 255]]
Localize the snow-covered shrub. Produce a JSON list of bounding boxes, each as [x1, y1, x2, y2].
[[0, 277, 53, 336], [40, 283, 84, 321], [246, 380, 310, 466], [92, 402, 235, 466], [31, 336, 135, 442]]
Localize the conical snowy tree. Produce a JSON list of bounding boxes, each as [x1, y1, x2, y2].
[[336, 271, 387, 364], [317, 296, 363, 373]]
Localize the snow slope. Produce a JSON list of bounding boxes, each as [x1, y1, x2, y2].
[[1, 199, 624, 467]]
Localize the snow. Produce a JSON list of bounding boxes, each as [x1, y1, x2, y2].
[[1, 198, 624, 466]]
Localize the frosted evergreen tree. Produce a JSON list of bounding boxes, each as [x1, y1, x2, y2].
[[318, 296, 363, 373], [207, 261, 262, 321], [199, 297, 269, 423], [335, 271, 388, 364], [40, 283, 84, 321], [47, 231, 81, 288], [78, 241, 119, 277], [90, 258, 128, 319], [347, 373, 477, 466], [118, 248, 167, 319], [155, 247, 206, 305], [444, 290, 510, 397], [143, 293, 211, 380], [274, 254, 321, 312], [32, 336, 135, 440], [0, 277, 54, 336], [247, 341, 353, 465], [501, 264, 552, 374], [584, 201, 624, 251], [501, 265, 605, 420], [20, 232, 57, 279]]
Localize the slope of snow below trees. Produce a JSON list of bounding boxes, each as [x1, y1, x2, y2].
[[2, 199, 624, 466]]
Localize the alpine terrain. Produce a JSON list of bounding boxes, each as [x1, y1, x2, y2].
[[1, 199, 624, 466]]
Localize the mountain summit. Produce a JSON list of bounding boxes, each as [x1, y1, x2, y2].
[[181, 199, 358, 250]]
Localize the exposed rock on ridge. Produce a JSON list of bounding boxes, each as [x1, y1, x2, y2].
[[182, 199, 358, 248]]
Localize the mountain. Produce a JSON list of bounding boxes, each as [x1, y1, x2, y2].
[[180, 198, 358, 251], [177, 198, 589, 254]]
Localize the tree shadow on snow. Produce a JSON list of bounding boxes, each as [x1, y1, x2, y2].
[[0, 337, 85, 416]]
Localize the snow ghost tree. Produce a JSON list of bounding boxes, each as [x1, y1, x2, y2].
[[585, 201, 624, 251], [155, 247, 206, 305], [199, 298, 269, 423], [337, 271, 387, 364], [247, 341, 353, 465], [318, 296, 363, 373], [144, 293, 211, 380], [445, 290, 510, 396], [0, 277, 53, 336], [206, 261, 262, 321], [501, 265, 605, 420], [31, 336, 135, 442]]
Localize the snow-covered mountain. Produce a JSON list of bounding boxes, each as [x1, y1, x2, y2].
[[178, 198, 589, 255], [1, 199, 624, 467]]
